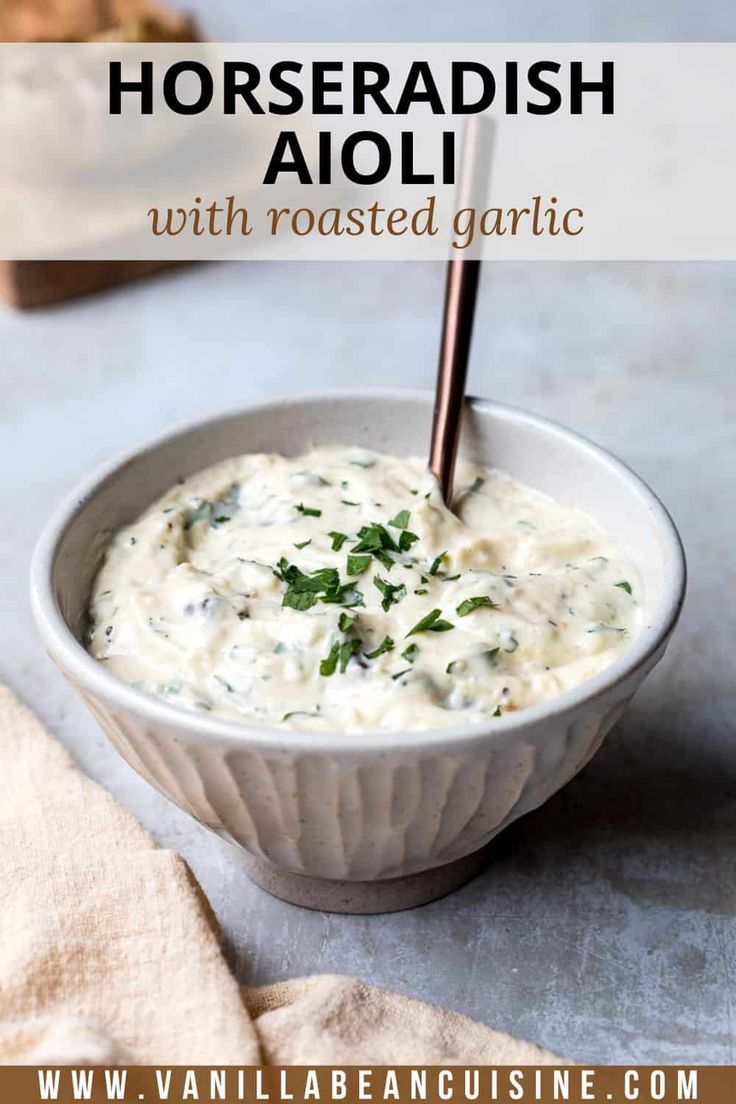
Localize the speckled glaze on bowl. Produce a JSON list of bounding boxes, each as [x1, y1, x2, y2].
[[30, 391, 686, 913]]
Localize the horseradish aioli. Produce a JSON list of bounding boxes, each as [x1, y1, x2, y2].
[[87, 447, 642, 732]]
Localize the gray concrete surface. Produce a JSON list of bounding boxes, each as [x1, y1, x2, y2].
[[1, 0, 735, 1067]]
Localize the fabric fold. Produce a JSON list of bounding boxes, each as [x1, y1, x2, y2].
[[0, 684, 560, 1064]]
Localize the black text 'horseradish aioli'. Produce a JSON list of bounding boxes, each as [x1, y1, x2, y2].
[[86, 447, 642, 732]]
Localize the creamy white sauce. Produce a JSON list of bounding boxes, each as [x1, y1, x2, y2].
[[87, 447, 642, 732]]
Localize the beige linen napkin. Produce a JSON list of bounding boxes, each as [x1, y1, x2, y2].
[[0, 685, 559, 1064]]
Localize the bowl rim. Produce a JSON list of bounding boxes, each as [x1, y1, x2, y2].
[[30, 388, 687, 754]]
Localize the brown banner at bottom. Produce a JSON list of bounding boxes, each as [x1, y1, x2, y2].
[[0, 1065, 728, 1104]]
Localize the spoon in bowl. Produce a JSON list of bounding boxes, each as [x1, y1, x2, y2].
[[429, 115, 495, 507]]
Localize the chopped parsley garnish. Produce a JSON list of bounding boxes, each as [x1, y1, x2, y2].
[[329, 531, 348, 551], [283, 590, 321, 612], [351, 522, 399, 569], [388, 509, 411, 530], [406, 609, 454, 636], [398, 530, 419, 552], [492, 706, 503, 717], [277, 560, 338, 591], [346, 553, 372, 576], [414, 587, 429, 596], [614, 581, 633, 594], [402, 643, 419, 663], [294, 539, 312, 550], [320, 638, 360, 676], [446, 658, 465, 674], [352, 523, 398, 553], [484, 647, 500, 664], [339, 638, 361, 672], [442, 574, 461, 582], [319, 641, 340, 676], [277, 559, 362, 610], [338, 612, 357, 632], [429, 552, 447, 576], [503, 634, 519, 652], [392, 668, 412, 681], [456, 596, 498, 617], [374, 576, 407, 611], [365, 636, 395, 659], [295, 503, 322, 517], [341, 499, 360, 507], [283, 710, 320, 721]]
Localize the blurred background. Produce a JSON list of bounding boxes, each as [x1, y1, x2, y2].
[[1, 0, 735, 1066]]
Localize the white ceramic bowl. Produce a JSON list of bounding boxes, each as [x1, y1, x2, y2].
[[30, 391, 686, 912]]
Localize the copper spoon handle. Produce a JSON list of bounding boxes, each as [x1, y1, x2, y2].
[[429, 115, 494, 505], [429, 258, 481, 503]]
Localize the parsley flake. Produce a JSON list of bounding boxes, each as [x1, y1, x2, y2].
[[398, 530, 419, 552], [365, 636, 395, 659], [339, 638, 361, 673], [351, 522, 399, 569], [277, 559, 362, 610], [429, 552, 447, 576], [329, 531, 348, 551], [456, 596, 498, 617], [388, 509, 411, 530], [346, 553, 372, 576], [373, 576, 407, 611], [320, 637, 360, 676], [282, 590, 319, 611], [319, 641, 340, 676], [407, 609, 455, 636]]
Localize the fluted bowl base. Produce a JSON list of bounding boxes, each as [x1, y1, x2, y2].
[[241, 844, 494, 914]]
